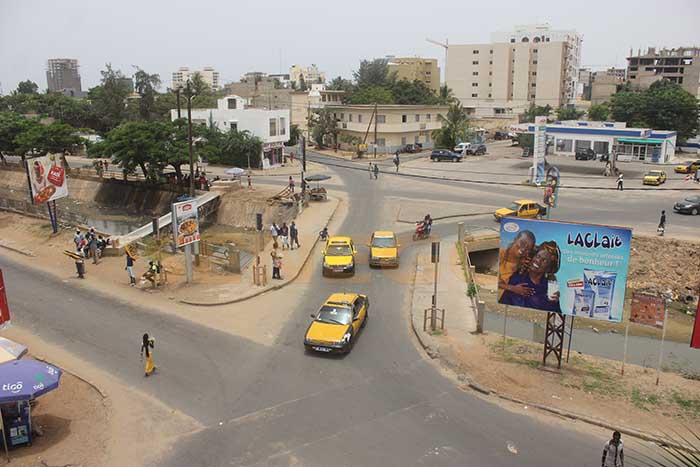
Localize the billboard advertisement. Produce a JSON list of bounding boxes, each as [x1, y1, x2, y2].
[[498, 218, 632, 322], [630, 292, 665, 329], [171, 200, 200, 247], [25, 155, 68, 205], [532, 116, 547, 184], [0, 269, 11, 329]]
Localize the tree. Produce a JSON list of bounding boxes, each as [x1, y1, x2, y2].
[[89, 64, 131, 133], [100, 121, 170, 181], [431, 102, 469, 149], [327, 76, 354, 93], [521, 104, 552, 123], [298, 75, 308, 92], [189, 72, 212, 96], [390, 79, 439, 105], [218, 129, 263, 168], [345, 86, 395, 105], [0, 112, 38, 155], [133, 67, 162, 121], [353, 59, 396, 88], [16, 80, 39, 94], [555, 106, 585, 121], [308, 108, 338, 149], [13, 122, 81, 157], [285, 124, 301, 146], [587, 103, 611, 121], [438, 85, 457, 105]]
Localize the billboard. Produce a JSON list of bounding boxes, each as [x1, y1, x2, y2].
[[498, 218, 632, 322], [532, 116, 547, 184], [171, 200, 200, 247], [26, 155, 68, 205], [630, 292, 665, 329], [0, 269, 11, 329]]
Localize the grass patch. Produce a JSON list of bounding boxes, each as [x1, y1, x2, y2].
[[631, 388, 660, 410], [671, 391, 700, 414]]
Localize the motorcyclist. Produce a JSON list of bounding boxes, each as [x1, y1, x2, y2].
[[417, 214, 432, 235]]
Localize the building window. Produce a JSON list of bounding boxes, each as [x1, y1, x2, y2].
[[473, 71, 479, 76], [415, 135, 420, 144], [471, 93, 478, 97], [593, 141, 609, 154], [575, 140, 591, 151], [531, 83, 536, 87], [530, 94, 536, 98], [348, 114, 353, 122], [426, 114, 431, 121], [472, 83, 478, 87], [473, 50, 479, 54], [340, 113, 344, 121], [401, 137, 407, 145], [229, 122, 238, 131], [489, 83, 492, 87], [376, 138, 386, 146], [489, 61, 493, 65], [556, 139, 573, 152], [532, 72, 537, 76], [280, 117, 286, 135], [358, 114, 363, 123], [488, 93, 492, 98], [472, 61, 479, 65], [510, 38, 515, 43], [269, 118, 277, 136], [402, 114, 407, 123], [533, 60, 538, 64], [377, 115, 386, 124], [415, 114, 420, 122], [533, 49, 538, 53], [489, 49, 493, 54], [227, 98, 237, 109]]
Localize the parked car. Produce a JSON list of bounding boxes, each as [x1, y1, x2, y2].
[[674, 160, 700, 174], [575, 148, 596, 160], [466, 143, 487, 155], [642, 170, 667, 186], [430, 149, 463, 162], [493, 131, 509, 140], [673, 196, 700, 215], [453, 142, 471, 153], [400, 143, 423, 153], [494, 199, 547, 221]]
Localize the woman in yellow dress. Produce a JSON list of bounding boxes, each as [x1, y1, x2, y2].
[[140, 333, 156, 377], [498, 230, 536, 300]]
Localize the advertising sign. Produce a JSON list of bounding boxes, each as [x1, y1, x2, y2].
[[497, 218, 632, 322], [692, 301, 700, 350], [171, 200, 200, 247], [0, 269, 11, 329], [543, 166, 560, 209], [532, 116, 547, 184], [630, 292, 665, 329], [25, 155, 68, 205]]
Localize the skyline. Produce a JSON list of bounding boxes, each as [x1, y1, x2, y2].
[[1, 0, 699, 93]]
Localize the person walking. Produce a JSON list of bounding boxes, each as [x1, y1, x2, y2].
[[601, 431, 624, 467], [289, 221, 300, 250], [319, 227, 329, 242], [125, 251, 136, 286], [288, 176, 295, 193], [616, 173, 624, 191], [73, 229, 83, 249], [140, 333, 157, 377], [247, 173, 252, 188], [88, 229, 99, 264], [373, 163, 379, 180], [368, 162, 373, 179], [658, 210, 666, 236], [74, 248, 85, 279], [393, 151, 400, 172], [270, 223, 279, 244], [271, 243, 282, 279], [280, 222, 290, 250]]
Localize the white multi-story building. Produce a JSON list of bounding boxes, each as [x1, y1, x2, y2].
[[289, 64, 325, 88], [172, 66, 221, 91], [447, 24, 582, 118], [170, 95, 290, 165]]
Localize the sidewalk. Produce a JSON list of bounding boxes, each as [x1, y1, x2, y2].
[[174, 196, 340, 306], [410, 236, 477, 363]]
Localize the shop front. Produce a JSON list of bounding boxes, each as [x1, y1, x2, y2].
[[612, 137, 672, 163], [263, 142, 285, 167]]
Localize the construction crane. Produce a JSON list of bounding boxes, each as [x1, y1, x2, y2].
[[426, 38, 449, 84]]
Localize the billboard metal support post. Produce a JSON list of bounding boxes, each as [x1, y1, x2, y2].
[[655, 310, 668, 386], [543, 311, 565, 369], [185, 245, 193, 284], [566, 316, 574, 363], [502, 305, 509, 350], [621, 320, 630, 376]]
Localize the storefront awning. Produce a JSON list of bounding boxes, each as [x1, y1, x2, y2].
[[616, 137, 664, 145]]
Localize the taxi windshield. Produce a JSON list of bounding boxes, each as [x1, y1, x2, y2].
[[326, 244, 352, 256], [372, 237, 396, 248], [507, 202, 521, 211], [316, 305, 352, 325]]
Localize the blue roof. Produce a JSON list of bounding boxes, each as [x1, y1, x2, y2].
[[525, 125, 675, 139]]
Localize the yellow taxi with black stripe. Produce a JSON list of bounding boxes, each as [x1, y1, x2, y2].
[[642, 170, 666, 186], [322, 236, 356, 276], [494, 199, 547, 221], [304, 293, 369, 354], [368, 231, 400, 267], [674, 160, 700, 174]]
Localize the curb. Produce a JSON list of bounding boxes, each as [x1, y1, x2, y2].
[[33, 354, 108, 399], [179, 197, 342, 307], [406, 257, 698, 453], [0, 241, 35, 257]]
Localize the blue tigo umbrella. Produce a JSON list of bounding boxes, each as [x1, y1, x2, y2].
[[0, 360, 62, 403]]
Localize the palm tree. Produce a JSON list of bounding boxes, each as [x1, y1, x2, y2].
[[438, 85, 457, 105], [432, 102, 469, 149]]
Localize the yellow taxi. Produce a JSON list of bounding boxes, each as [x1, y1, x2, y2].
[[322, 236, 357, 276], [494, 199, 547, 221], [642, 170, 667, 186], [674, 160, 700, 174], [368, 231, 399, 268], [304, 293, 369, 354]]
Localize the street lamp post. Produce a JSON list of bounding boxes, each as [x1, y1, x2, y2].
[[185, 80, 195, 198]]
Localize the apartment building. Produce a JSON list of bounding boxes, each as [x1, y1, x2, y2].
[[627, 47, 700, 97], [325, 104, 448, 152], [291, 85, 344, 133], [387, 57, 440, 92], [224, 73, 293, 111], [590, 71, 624, 104], [446, 24, 582, 118], [46, 58, 82, 95], [289, 64, 325, 88], [172, 66, 220, 91]]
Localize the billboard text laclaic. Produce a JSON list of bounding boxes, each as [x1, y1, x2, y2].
[[498, 218, 632, 322], [25, 155, 69, 205], [172, 200, 200, 247]]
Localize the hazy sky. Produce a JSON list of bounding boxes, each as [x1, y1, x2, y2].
[[1, 0, 699, 93]]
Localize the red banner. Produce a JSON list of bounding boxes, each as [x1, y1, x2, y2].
[[0, 269, 10, 328], [691, 300, 700, 350]]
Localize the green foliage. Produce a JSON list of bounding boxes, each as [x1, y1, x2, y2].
[[610, 80, 699, 139], [0, 112, 38, 154], [521, 104, 552, 123], [189, 72, 212, 96], [13, 122, 82, 156], [353, 59, 396, 88], [100, 121, 171, 181], [88, 64, 132, 133], [555, 106, 585, 121], [516, 133, 534, 150], [16, 80, 39, 94], [133, 67, 162, 121], [308, 108, 339, 149], [431, 102, 469, 149], [327, 76, 354, 93], [587, 103, 611, 121], [285, 124, 301, 146], [215, 129, 263, 168], [345, 86, 395, 105], [390, 79, 439, 105], [467, 282, 479, 298], [438, 85, 457, 105], [298, 75, 308, 92]]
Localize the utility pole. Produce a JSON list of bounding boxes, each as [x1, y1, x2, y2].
[[186, 80, 195, 198], [373, 102, 378, 159], [306, 102, 311, 141], [175, 88, 182, 119]]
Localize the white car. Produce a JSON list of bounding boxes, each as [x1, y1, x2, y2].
[[453, 142, 471, 153]]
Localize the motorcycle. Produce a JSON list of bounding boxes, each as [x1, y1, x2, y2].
[[413, 222, 431, 241]]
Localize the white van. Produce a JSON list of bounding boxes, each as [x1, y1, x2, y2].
[[454, 142, 471, 154]]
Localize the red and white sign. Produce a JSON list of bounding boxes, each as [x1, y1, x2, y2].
[[0, 269, 11, 329], [691, 300, 700, 350], [171, 200, 200, 247], [26, 155, 69, 205]]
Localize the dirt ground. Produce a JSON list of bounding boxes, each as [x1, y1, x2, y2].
[[454, 333, 700, 439], [6, 364, 109, 467]]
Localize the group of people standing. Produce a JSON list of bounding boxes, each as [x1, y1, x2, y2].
[[72, 228, 110, 278], [368, 163, 380, 179], [269, 221, 301, 280]]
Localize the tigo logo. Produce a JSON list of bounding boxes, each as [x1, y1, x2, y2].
[[3, 382, 23, 394]]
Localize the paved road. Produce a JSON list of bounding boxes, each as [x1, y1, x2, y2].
[[2, 149, 663, 466]]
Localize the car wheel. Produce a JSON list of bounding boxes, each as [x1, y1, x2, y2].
[[452, 157, 458, 162], [692, 208, 699, 216], [536, 213, 543, 220]]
